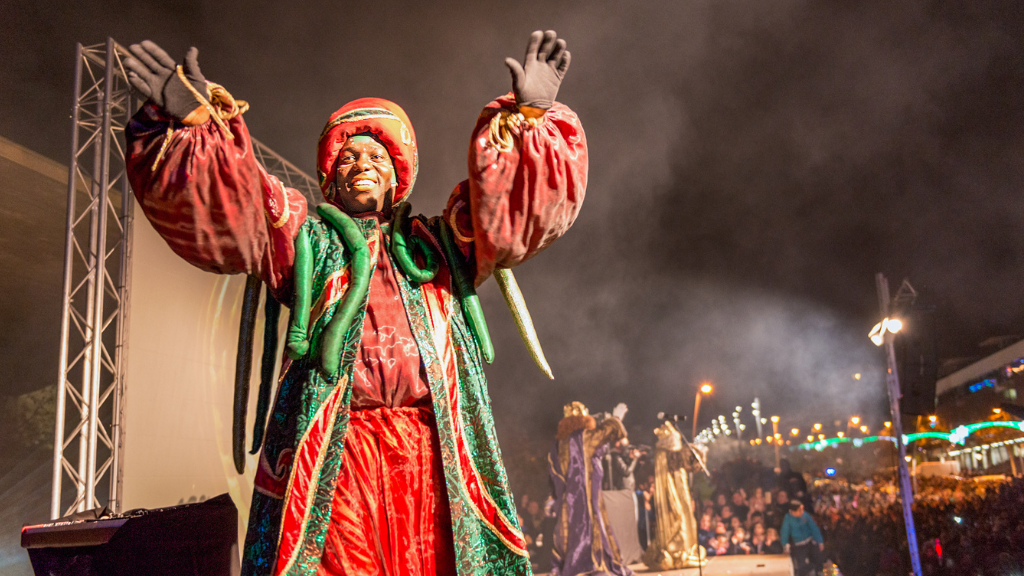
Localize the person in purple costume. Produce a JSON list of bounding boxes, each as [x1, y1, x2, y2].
[[549, 401, 634, 576]]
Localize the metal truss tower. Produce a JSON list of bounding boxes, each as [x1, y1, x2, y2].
[[53, 38, 320, 519]]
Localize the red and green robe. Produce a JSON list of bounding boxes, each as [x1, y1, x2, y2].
[[124, 94, 588, 576]]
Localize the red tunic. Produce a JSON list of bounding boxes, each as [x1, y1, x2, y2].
[[125, 94, 588, 575]]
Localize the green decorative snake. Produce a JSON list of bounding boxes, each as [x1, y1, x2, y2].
[[285, 204, 372, 378], [389, 202, 439, 284], [438, 219, 494, 364]]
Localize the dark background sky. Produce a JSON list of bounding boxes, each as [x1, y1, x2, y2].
[[3, 0, 1024, 453]]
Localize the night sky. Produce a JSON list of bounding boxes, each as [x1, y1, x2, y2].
[[3, 0, 1024, 448]]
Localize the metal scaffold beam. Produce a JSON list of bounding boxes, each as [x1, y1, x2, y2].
[[52, 38, 136, 519], [52, 37, 321, 519]]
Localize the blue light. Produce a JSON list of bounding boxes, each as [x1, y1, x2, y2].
[[968, 379, 996, 393], [825, 467, 837, 477]]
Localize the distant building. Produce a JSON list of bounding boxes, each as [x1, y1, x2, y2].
[[934, 339, 1024, 474]]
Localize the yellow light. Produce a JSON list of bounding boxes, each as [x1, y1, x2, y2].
[[774, 433, 781, 439], [928, 415, 937, 423], [837, 432, 845, 438], [791, 428, 799, 436], [994, 408, 1002, 414], [813, 423, 822, 431], [853, 373, 862, 380], [700, 383, 713, 394], [771, 416, 779, 423], [869, 322, 884, 346], [884, 421, 891, 428], [755, 438, 762, 445], [860, 425, 868, 433], [807, 435, 814, 442], [869, 317, 903, 346], [767, 436, 774, 443], [851, 416, 860, 425], [818, 434, 825, 440]]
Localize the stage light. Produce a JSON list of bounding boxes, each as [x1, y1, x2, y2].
[[818, 434, 825, 440], [825, 467, 836, 477], [905, 456, 912, 462], [760, 418, 767, 424], [994, 408, 1002, 414], [767, 436, 774, 443], [953, 516, 962, 524], [735, 406, 742, 412]]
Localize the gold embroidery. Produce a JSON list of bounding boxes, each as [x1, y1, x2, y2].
[[269, 180, 291, 229]]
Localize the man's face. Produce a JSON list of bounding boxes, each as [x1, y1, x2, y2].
[[721, 506, 732, 519], [733, 492, 745, 505], [777, 491, 788, 504], [792, 505, 804, 517], [527, 502, 539, 515], [334, 135, 395, 213]]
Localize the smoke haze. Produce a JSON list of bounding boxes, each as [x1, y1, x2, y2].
[[3, 0, 1024, 454]]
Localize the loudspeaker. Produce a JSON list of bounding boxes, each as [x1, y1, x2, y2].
[[21, 493, 239, 576], [895, 304, 938, 416]]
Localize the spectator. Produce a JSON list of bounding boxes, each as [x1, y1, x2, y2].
[[720, 505, 734, 524], [781, 502, 825, 576], [763, 527, 784, 554], [698, 514, 714, 550], [778, 459, 809, 505], [732, 490, 750, 522], [728, 526, 752, 555], [714, 493, 728, 515]]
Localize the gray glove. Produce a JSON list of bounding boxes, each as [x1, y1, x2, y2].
[[125, 40, 207, 121], [504, 30, 571, 110]]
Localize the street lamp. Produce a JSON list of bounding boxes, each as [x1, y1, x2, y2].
[[851, 416, 860, 425], [813, 423, 822, 431], [770, 416, 780, 468], [791, 428, 799, 436], [873, 273, 922, 576], [693, 383, 712, 439]]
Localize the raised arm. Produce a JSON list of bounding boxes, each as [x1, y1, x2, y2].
[[124, 41, 306, 301], [443, 31, 588, 285]]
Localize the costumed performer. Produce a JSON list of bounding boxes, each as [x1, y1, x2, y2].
[[548, 402, 634, 576], [123, 30, 587, 576], [642, 420, 707, 570]]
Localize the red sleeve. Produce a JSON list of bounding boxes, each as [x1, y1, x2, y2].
[[443, 94, 588, 285], [125, 104, 306, 301]]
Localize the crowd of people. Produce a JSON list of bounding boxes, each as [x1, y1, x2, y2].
[[518, 451, 830, 575], [813, 475, 1024, 576], [518, 447, 1024, 576]]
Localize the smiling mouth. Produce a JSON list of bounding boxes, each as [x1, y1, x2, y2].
[[351, 178, 376, 191]]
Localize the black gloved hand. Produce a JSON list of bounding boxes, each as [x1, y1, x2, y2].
[[504, 30, 571, 110], [125, 40, 207, 121]]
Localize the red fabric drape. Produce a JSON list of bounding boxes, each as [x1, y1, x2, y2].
[[317, 406, 455, 576]]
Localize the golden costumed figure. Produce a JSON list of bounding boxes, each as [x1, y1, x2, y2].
[[642, 420, 708, 570]]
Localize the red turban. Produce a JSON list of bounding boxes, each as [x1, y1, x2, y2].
[[316, 98, 418, 205]]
